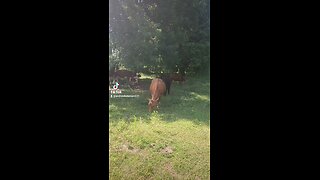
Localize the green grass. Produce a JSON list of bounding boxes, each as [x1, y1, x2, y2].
[[109, 76, 210, 179], [138, 73, 155, 79]]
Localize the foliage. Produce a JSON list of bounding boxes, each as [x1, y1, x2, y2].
[[109, 0, 210, 75]]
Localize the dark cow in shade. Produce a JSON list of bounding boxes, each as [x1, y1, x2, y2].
[[157, 72, 186, 94], [148, 78, 166, 112], [158, 73, 172, 95]]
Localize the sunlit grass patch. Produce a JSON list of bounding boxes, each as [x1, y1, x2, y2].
[[139, 73, 155, 79]]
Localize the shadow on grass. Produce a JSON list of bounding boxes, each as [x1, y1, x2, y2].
[[155, 91, 210, 126], [109, 78, 210, 126], [109, 92, 210, 126]]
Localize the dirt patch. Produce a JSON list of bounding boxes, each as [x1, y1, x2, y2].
[[121, 144, 139, 153], [118, 144, 148, 158], [160, 146, 174, 154]]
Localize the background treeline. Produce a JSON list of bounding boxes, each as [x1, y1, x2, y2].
[[109, 0, 210, 76]]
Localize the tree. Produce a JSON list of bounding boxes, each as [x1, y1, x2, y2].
[[109, 0, 210, 75]]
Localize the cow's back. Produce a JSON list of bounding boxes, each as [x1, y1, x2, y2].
[[114, 70, 135, 78], [150, 78, 166, 96]]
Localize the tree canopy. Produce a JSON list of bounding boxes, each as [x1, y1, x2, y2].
[[109, 0, 210, 76]]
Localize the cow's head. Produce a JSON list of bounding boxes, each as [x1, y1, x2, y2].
[[148, 98, 159, 112]]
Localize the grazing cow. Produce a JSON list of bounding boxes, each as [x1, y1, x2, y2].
[[158, 73, 172, 95], [148, 78, 166, 112], [113, 70, 139, 84], [134, 73, 141, 84], [170, 73, 186, 84]]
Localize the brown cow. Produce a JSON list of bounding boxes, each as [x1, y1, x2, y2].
[[148, 78, 166, 112], [170, 73, 185, 84], [113, 70, 139, 84]]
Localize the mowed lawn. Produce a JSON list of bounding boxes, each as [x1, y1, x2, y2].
[[109, 75, 210, 179]]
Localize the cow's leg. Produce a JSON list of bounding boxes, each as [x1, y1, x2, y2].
[[134, 77, 138, 84], [157, 100, 160, 109]]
